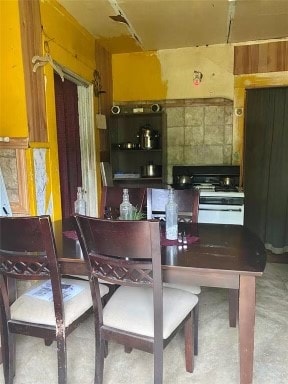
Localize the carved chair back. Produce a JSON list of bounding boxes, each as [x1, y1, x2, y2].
[[74, 215, 160, 287], [146, 188, 199, 222], [0, 215, 62, 302], [99, 186, 146, 219]]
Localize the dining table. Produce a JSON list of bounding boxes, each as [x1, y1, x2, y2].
[[58, 220, 266, 384]]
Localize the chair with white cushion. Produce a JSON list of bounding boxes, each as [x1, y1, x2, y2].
[[74, 215, 199, 384], [146, 187, 201, 353], [0, 215, 109, 384]]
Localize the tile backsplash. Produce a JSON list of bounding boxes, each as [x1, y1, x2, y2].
[[166, 103, 233, 182]]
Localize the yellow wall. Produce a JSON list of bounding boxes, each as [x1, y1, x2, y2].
[[1, 0, 101, 220], [40, 0, 96, 81], [113, 51, 167, 101], [0, 0, 28, 137], [112, 45, 234, 102]]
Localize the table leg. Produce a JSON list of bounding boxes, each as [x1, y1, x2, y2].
[[228, 288, 239, 327], [239, 275, 256, 384]]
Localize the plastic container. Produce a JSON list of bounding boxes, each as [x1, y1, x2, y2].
[[119, 188, 133, 220], [165, 189, 178, 240], [74, 187, 86, 215]]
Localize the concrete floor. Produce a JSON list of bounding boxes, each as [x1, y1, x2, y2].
[[0, 262, 287, 384]]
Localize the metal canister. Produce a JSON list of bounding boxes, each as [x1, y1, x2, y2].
[[138, 126, 159, 149]]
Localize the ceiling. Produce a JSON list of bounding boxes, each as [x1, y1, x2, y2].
[[57, 0, 288, 54]]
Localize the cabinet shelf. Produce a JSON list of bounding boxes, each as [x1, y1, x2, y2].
[[113, 177, 162, 181], [109, 110, 167, 186], [111, 112, 163, 118]]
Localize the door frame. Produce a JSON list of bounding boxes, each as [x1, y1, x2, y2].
[[78, 85, 98, 216], [233, 72, 288, 184], [58, 68, 99, 217]]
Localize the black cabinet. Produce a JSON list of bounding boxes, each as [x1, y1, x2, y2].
[[109, 111, 166, 187]]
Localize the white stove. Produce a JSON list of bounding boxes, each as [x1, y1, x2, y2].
[[194, 183, 215, 191], [172, 165, 244, 225], [198, 190, 244, 225]]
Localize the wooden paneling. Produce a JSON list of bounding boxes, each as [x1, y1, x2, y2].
[[95, 43, 113, 115], [0, 137, 28, 149], [234, 41, 288, 75], [95, 43, 113, 162], [18, 0, 47, 142]]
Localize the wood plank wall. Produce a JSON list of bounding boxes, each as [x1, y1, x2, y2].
[[234, 41, 288, 75], [19, 0, 47, 142], [95, 43, 113, 162]]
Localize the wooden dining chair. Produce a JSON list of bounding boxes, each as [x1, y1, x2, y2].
[[146, 187, 201, 354], [74, 215, 199, 384], [146, 187, 199, 223], [0, 215, 109, 384], [64, 186, 146, 286], [99, 186, 147, 219]]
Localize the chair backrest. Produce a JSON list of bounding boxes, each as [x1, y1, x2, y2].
[[99, 186, 147, 219], [146, 188, 199, 222], [74, 216, 161, 285], [74, 216, 162, 319], [75, 215, 199, 382], [0, 215, 64, 319]]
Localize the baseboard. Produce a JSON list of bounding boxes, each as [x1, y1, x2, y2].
[[266, 251, 288, 264]]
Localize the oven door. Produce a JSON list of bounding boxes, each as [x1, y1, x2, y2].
[[198, 192, 244, 225]]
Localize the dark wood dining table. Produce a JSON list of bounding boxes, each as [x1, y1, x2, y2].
[[58, 221, 266, 384]]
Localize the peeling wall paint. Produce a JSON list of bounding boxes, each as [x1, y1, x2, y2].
[[157, 45, 234, 100], [112, 45, 234, 102]]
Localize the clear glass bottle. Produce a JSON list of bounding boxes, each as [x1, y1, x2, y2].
[[74, 187, 86, 215], [165, 188, 178, 240], [119, 188, 133, 220]]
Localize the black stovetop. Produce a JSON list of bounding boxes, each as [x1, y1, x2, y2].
[[172, 165, 240, 191]]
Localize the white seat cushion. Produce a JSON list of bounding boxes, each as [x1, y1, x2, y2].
[[103, 285, 198, 339], [11, 278, 109, 327], [163, 282, 201, 295]]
